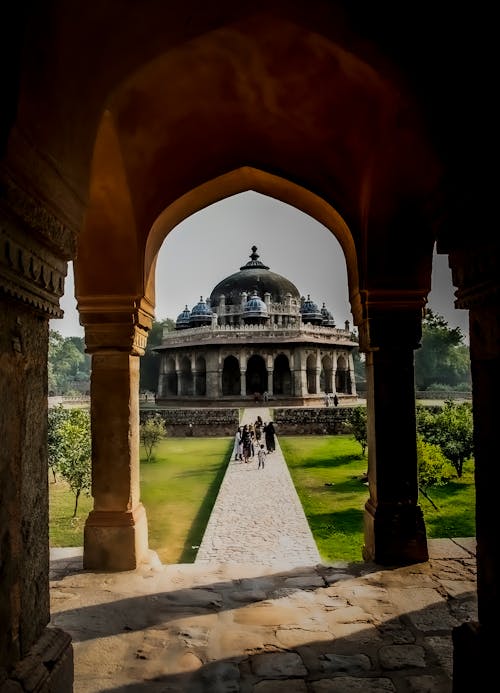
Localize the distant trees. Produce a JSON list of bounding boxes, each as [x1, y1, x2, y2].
[[415, 309, 471, 391], [48, 330, 91, 395]]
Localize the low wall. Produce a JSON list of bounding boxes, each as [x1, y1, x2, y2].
[[139, 408, 239, 437], [272, 407, 353, 435]]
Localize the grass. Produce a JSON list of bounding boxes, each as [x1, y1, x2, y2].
[[49, 433, 475, 565], [49, 437, 233, 564], [280, 434, 476, 563], [139, 437, 232, 563], [280, 435, 368, 562]]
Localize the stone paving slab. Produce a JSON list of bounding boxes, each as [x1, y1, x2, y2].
[[49, 545, 477, 692]]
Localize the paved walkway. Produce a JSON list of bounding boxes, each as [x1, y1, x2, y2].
[[48, 410, 478, 692], [195, 408, 321, 568]]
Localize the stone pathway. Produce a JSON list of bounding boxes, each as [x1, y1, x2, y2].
[[195, 408, 321, 568]]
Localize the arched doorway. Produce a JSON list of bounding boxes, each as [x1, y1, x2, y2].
[[273, 353, 292, 395], [179, 356, 193, 396], [165, 357, 177, 396], [194, 356, 206, 396], [246, 354, 267, 395], [320, 355, 333, 393], [306, 354, 317, 394], [336, 355, 351, 394], [222, 355, 240, 396]]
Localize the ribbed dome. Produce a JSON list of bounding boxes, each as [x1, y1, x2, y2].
[[209, 246, 300, 307], [300, 295, 323, 325], [189, 297, 213, 326], [243, 291, 269, 321], [175, 305, 191, 330]]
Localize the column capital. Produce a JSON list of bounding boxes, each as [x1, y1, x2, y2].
[[356, 289, 426, 352], [80, 295, 155, 355], [449, 245, 500, 310]]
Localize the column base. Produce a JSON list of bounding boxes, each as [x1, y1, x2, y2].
[[2, 628, 73, 692], [362, 499, 428, 565], [83, 503, 149, 571]]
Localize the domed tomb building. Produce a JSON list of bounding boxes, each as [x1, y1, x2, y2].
[[154, 246, 358, 404]]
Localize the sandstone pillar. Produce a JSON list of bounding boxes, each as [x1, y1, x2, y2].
[[0, 173, 75, 689], [448, 246, 499, 690], [81, 302, 153, 571], [359, 296, 428, 565]]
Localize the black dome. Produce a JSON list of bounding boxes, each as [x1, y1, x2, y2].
[[209, 246, 300, 306]]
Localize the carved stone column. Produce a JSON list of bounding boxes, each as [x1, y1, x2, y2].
[[359, 293, 428, 565], [448, 246, 500, 690], [81, 299, 153, 571], [0, 171, 76, 690]]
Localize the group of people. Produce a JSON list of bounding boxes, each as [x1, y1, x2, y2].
[[232, 416, 276, 468], [324, 392, 339, 407]]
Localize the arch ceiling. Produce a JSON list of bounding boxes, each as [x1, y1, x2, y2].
[[9, 2, 442, 324]]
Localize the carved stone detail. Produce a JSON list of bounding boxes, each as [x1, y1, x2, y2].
[[80, 295, 155, 355], [0, 225, 67, 318], [450, 246, 500, 309], [0, 167, 77, 258]]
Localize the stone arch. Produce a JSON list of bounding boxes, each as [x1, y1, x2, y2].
[[179, 355, 193, 396], [222, 355, 240, 396], [195, 355, 206, 396], [336, 355, 351, 394], [165, 357, 177, 396], [273, 353, 292, 395], [246, 354, 268, 395], [306, 353, 318, 394], [320, 355, 334, 393]]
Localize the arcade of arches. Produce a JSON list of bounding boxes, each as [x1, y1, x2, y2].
[[0, 2, 498, 691]]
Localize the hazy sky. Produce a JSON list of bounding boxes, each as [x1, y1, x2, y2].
[[51, 191, 468, 340]]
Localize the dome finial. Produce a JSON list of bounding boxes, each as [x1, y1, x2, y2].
[[240, 245, 269, 270]]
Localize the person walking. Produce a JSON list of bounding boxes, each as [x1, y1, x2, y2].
[[232, 426, 243, 461], [257, 444, 267, 469], [241, 425, 252, 463], [264, 421, 276, 453]]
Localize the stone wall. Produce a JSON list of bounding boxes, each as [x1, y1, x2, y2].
[[273, 407, 353, 435], [140, 408, 239, 437]]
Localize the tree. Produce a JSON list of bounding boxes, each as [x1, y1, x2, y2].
[[415, 309, 471, 391], [47, 404, 69, 482], [140, 413, 166, 462], [140, 318, 175, 393], [416, 435, 455, 510], [416, 400, 474, 478], [346, 406, 368, 456], [57, 408, 92, 516]]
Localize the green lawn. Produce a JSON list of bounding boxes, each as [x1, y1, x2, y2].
[[50, 433, 475, 565], [49, 437, 233, 564], [140, 437, 232, 563], [280, 434, 476, 563]]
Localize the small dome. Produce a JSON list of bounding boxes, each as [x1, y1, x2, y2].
[[175, 305, 191, 330], [243, 291, 269, 320], [300, 295, 323, 325], [189, 296, 213, 326], [321, 302, 336, 327]]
